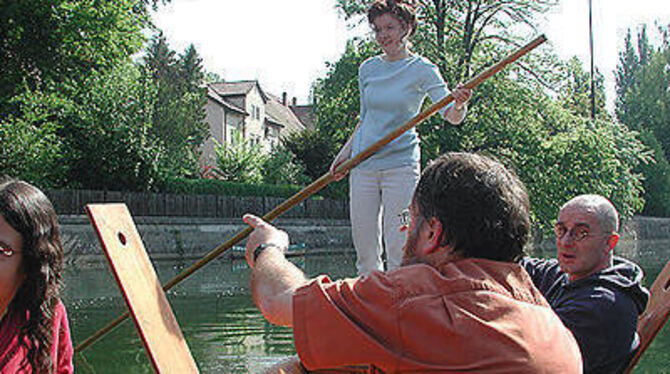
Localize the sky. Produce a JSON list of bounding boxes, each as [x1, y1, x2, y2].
[[152, 0, 670, 109]]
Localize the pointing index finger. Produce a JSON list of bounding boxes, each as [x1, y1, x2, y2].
[[243, 214, 265, 228]]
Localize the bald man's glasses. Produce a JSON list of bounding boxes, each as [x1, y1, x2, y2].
[[554, 224, 609, 242]]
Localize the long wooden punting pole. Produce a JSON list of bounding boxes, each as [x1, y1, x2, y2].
[[75, 34, 547, 353]]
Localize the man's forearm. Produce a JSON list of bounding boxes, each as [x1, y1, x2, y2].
[[250, 247, 308, 327]]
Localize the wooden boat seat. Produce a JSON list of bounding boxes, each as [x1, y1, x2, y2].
[[624, 258, 670, 373]]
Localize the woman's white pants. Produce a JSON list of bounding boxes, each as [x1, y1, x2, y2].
[[349, 164, 420, 275]]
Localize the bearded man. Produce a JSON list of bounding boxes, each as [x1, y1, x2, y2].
[[243, 152, 582, 373]]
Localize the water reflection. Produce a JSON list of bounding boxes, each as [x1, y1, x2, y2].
[[66, 252, 357, 373], [65, 243, 668, 373]]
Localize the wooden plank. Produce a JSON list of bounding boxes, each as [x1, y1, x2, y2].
[[86, 203, 199, 373], [625, 258, 670, 372]]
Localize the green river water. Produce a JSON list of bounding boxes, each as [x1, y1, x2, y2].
[[65, 241, 670, 373]]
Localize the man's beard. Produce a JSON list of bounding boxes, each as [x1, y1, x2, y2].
[[401, 226, 427, 266]]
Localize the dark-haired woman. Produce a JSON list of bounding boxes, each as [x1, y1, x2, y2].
[[330, 0, 472, 275], [0, 178, 73, 373]]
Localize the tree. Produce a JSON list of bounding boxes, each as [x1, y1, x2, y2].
[[615, 25, 654, 124], [615, 25, 670, 216], [0, 0, 170, 190], [636, 130, 670, 216], [213, 133, 266, 184], [143, 34, 209, 181], [57, 62, 162, 191], [0, 91, 67, 187], [282, 129, 338, 181], [557, 57, 609, 120], [261, 145, 310, 186], [178, 45, 206, 92], [616, 29, 670, 160], [0, 0, 150, 114]]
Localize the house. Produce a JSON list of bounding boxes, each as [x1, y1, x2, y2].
[[201, 80, 311, 168]]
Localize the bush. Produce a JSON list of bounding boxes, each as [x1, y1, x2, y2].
[[163, 177, 302, 198], [214, 133, 265, 183], [261, 144, 311, 185], [160, 176, 350, 202]]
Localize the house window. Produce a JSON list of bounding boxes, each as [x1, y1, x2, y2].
[[250, 105, 260, 120]]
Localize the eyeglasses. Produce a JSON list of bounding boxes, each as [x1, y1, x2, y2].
[[398, 209, 411, 229], [0, 243, 17, 258], [554, 224, 609, 242]]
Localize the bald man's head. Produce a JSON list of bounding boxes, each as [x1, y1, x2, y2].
[[560, 195, 619, 234]]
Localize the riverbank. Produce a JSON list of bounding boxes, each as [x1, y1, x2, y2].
[[59, 214, 670, 263], [60, 215, 354, 264]]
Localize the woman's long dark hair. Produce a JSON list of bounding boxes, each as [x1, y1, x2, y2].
[[0, 178, 64, 373]]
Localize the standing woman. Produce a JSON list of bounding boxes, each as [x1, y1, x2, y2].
[[0, 178, 74, 373], [330, 0, 472, 275]]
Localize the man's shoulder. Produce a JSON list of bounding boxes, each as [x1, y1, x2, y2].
[[388, 260, 544, 302], [577, 257, 650, 313]]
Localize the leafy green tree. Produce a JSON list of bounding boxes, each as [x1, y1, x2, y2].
[[534, 117, 647, 226], [214, 132, 266, 184], [1, 0, 173, 190], [615, 25, 670, 216], [616, 29, 641, 118], [0, 0, 149, 114], [636, 130, 670, 216], [261, 145, 310, 186], [178, 45, 206, 91], [58, 62, 161, 191], [617, 48, 670, 160], [420, 72, 647, 231], [143, 34, 209, 180], [557, 57, 609, 120], [615, 25, 656, 129], [282, 129, 338, 181], [0, 90, 67, 187]]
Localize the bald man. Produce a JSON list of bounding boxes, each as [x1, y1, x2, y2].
[[521, 194, 650, 374]]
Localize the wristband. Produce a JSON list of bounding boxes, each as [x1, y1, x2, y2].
[[253, 243, 282, 262]]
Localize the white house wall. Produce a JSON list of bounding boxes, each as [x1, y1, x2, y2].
[[200, 96, 225, 167], [244, 86, 266, 148]]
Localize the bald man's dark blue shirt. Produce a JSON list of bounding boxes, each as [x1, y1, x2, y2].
[[520, 256, 649, 374]]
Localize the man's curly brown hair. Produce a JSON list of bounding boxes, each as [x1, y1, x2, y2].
[[413, 152, 530, 262]]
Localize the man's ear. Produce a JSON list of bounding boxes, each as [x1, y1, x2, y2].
[[605, 233, 620, 254], [423, 217, 443, 254]]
